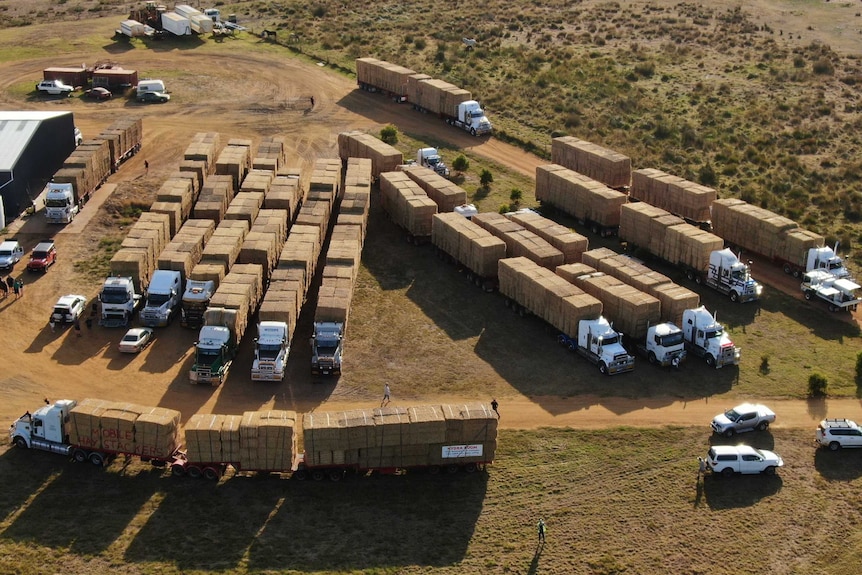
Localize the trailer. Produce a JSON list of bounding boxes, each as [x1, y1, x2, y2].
[[535, 164, 627, 237], [431, 212, 507, 291]]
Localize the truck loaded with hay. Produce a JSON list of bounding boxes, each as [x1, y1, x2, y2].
[[10, 399, 497, 480]]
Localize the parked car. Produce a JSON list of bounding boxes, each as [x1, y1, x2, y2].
[[51, 294, 87, 324], [36, 79, 74, 96], [118, 327, 154, 353], [0, 240, 24, 270], [706, 445, 784, 477], [87, 87, 112, 100], [816, 419, 862, 450], [711, 403, 776, 437], [26, 240, 57, 272], [137, 91, 170, 103], [27, 240, 57, 272]]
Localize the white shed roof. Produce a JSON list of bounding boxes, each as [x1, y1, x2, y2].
[[0, 111, 71, 171]]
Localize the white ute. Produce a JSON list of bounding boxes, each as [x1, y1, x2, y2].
[[706, 445, 784, 477]]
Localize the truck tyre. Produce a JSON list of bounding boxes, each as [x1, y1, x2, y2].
[[757, 421, 770, 431], [723, 428, 735, 438], [568, 341, 576, 351], [764, 466, 777, 476], [557, 334, 567, 346], [464, 462, 478, 473], [171, 463, 186, 477], [783, 263, 792, 275], [203, 467, 220, 481], [470, 127, 476, 136], [648, 351, 657, 365], [829, 441, 841, 451], [446, 464, 459, 474], [599, 362, 609, 375], [729, 291, 739, 303], [721, 467, 734, 478], [73, 449, 88, 462], [428, 465, 441, 475], [89, 452, 105, 466], [293, 469, 308, 480], [804, 291, 814, 301], [14, 436, 27, 449], [705, 355, 716, 368], [328, 470, 343, 482], [187, 466, 202, 479], [829, 304, 839, 312], [311, 469, 325, 481], [685, 269, 695, 281]]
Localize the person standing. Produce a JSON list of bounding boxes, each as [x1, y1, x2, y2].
[[12, 279, 20, 299], [382, 383, 391, 406], [6, 275, 14, 292], [310, 96, 315, 108], [14, 278, 22, 297], [74, 318, 82, 337], [144, 160, 149, 173], [0, 279, 7, 299], [49, 318, 56, 332], [491, 398, 499, 418], [537, 519, 546, 543], [697, 456, 707, 480]]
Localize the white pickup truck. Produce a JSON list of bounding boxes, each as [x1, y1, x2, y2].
[[36, 80, 74, 96]]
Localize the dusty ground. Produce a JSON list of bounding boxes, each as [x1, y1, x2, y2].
[[0, 16, 860, 434]]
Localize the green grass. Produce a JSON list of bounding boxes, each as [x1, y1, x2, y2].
[[72, 236, 123, 280], [1, 427, 861, 574]]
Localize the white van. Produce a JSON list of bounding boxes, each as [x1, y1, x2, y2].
[[136, 79, 166, 96]]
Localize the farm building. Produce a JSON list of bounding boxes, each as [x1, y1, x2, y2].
[[0, 111, 77, 227]]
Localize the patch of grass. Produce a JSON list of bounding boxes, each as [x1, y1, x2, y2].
[[72, 236, 122, 280]]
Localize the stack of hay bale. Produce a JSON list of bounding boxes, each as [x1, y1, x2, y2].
[[582, 247, 700, 327], [224, 188, 264, 227], [551, 136, 632, 190], [431, 212, 506, 280], [239, 168, 274, 196], [407, 78, 472, 117], [619, 203, 723, 274], [401, 165, 467, 213], [184, 132, 221, 176], [205, 263, 264, 343], [302, 403, 498, 470], [196, 219, 249, 281], [535, 164, 627, 230], [151, 177, 195, 236], [316, 224, 363, 324], [338, 158, 372, 240], [355, 57, 415, 97], [557, 264, 661, 339], [157, 219, 216, 282], [711, 198, 824, 267], [473, 212, 565, 270], [95, 118, 143, 172], [111, 212, 171, 293], [630, 168, 715, 224], [52, 138, 112, 204], [264, 173, 303, 223], [215, 139, 254, 191], [253, 135, 286, 173], [337, 131, 403, 180], [67, 398, 180, 459], [193, 174, 235, 223], [507, 210, 588, 264], [306, 158, 342, 209], [498, 256, 602, 336], [379, 171, 438, 240], [238, 410, 298, 471]]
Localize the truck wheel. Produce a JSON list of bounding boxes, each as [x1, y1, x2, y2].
[[293, 469, 308, 480], [721, 467, 734, 478], [311, 469, 325, 481], [73, 449, 88, 462], [729, 291, 739, 303], [829, 304, 839, 313], [705, 355, 716, 368], [685, 269, 695, 281], [187, 466, 203, 479], [171, 463, 187, 477], [783, 263, 792, 275], [446, 464, 459, 474], [804, 291, 813, 301], [764, 466, 777, 476], [829, 441, 841, 451], [648, 352, 657, 365], [599, 362, 609, 375], [428, 465, 441, 475], [757, 421, 770, 431], [89, 452, 105, 466], [568, 341, 576, 351], [723, 429, 735, 438], [557, 334, 567, 346], [14, 436, 27, 449], [470, 127, 476, 136], [203, 467, 220, 481], [328, 470, 343, 482], [464, 463, 478, 473]]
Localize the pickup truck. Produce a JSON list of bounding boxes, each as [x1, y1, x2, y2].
[[36, 80, 74, 96], [710, 403, 776, 437], [706, 445, 784, 477]]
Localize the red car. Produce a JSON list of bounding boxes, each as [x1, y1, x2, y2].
[[87, 87, 112, 100], [26, 240, 57, 272]]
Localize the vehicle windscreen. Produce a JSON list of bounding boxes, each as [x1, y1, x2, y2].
[[197, 349, 221, 363], [258, 343, 282, 359], [122, 334, 139, 343], [45, 199, 68, 207], [52, 307, 67, 315], [659, 332, 684, 346], [146, 293, 170, 306], [0, 250, 11, 256], [705, 328, 723, 340], [600, 334, 619, 346], [829, 261, 842, 271], [101, 288, 130, 303], [316, 342, 339, 355], [724, 409, 741, 422], [31, 251, 48, 259]]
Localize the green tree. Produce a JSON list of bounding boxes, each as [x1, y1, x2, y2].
[[808, 373, 828, 397], [380, 124, 398, 145], [480, 169, 494, 188], [452, 154, 469, 173]]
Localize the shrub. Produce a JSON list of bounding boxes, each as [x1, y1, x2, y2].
[[452, 154, 469, 173], [480, 169, 494, 187], [380, 125, 398, 145], [808, 373, 828, 397]]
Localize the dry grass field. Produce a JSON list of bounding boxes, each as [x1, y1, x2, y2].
[[0, 1, 861, 574]]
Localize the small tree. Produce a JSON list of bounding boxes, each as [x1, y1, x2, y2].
[[452, 154, 469, 174], [380, 124, 398, 145], [509, 188, 523, 210], [479, 169, 494, 188], [808, 373, 828, 398]]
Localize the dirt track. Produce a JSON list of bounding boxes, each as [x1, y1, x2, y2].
[[0, 21, 860, 432]]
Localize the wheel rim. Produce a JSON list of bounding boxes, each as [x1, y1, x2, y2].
[[204, 467, 220, 481], [90, 453, 104, 466], [187, 466, 202, 479]]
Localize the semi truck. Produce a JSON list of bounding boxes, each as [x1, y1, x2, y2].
[[535, 164, 628, 237], [711, 198, 850, 279], [180, 279, 215, 329], [98, 276, 142, 327], [251, 321, 290, 381], [43, 182, 84, 224], [619, 203, 762, 303], [140, 270, 182, 327], [800, 270, 861, 312], [680, 306, 740, 368], [310, 321, 344, 376], [355, 57, 493, 136], [190, 324, 237, 385], [417, 147, 450, 177], [633, 322, 687, 368], [11, 399, 497, 481], [556, 317, 636, 375]]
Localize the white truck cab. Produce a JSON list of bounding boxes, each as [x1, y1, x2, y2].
[[575, 317, 635, 375], [417, 147, 450, 177], [455, 100, 493, 136], [252, 321, 290, 381], [807, 244, 850, 279], [140, 270, 182, 327], [44, 182, 78, 224], [636, 322, 686, 368], [10, 399, 77, 454], [681, 306, 740, 368]]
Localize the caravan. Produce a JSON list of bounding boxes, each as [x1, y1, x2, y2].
[[136, 79, 166, 96]]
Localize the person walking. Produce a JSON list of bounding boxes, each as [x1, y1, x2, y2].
[[6, 275, 14, 291], [14, 278, 22, 297], [491, 398, 500, 419], [537, 519, 546, 543], [382, 383, 391, 406], [0, 279, 7, 300], [12, 279, 20, 299], [144, 160, 149, 173], [310, 96, 315, 108], [697, 456, 707, 480]]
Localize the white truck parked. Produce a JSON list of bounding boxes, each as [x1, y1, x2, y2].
[[310, 321, 344, 376], [417, 148, 450, 178], [801, 270, 861, 312], [805, 244, 851, 279], [43, 182, 80, 224], [98, 276, 142, 327], [558, 317, 635, 375], [690, 248, 763, 303], [633, 322, 687, 368], [680, 306, 740, 368], [251, 321, 290, 381], [140, 270, 183, 327]]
